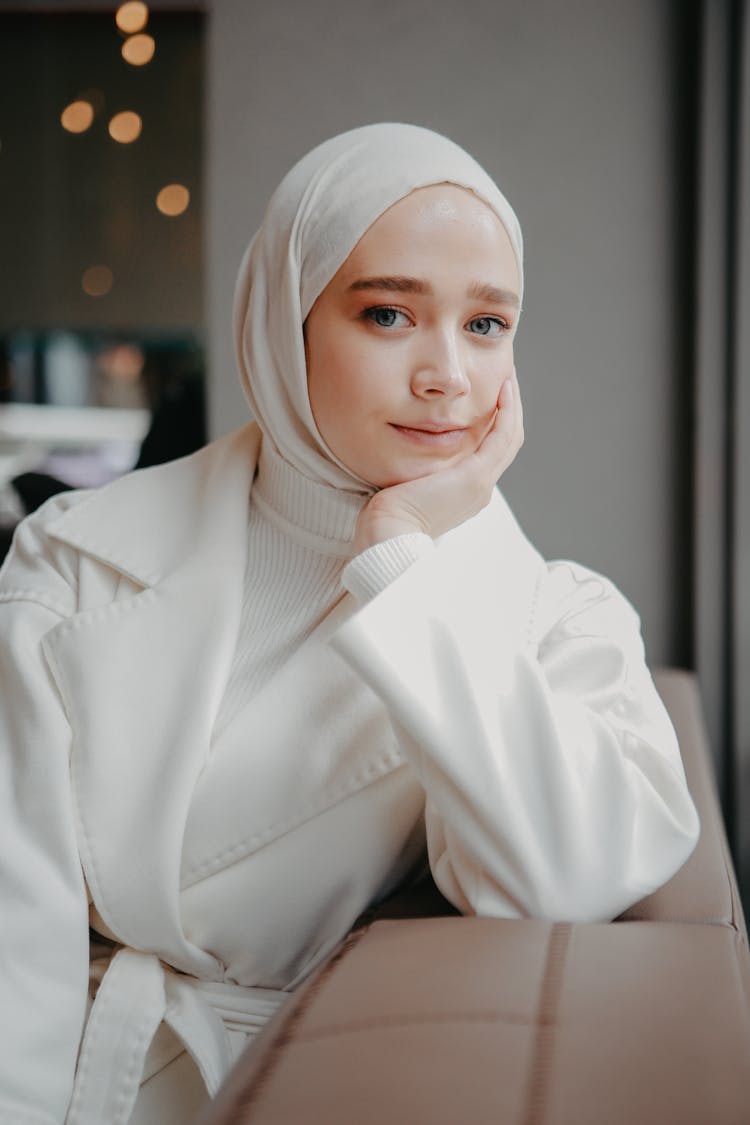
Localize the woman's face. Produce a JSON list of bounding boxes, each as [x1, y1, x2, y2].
[[304, 183, 521, 489]]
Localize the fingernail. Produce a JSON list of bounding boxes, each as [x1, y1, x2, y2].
[[504, 378, 514, 401]]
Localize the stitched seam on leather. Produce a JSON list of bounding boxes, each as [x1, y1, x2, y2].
[[724, 850, 749, 940], [733, 931, 750, 1018], [620, 913, 740, 929], [523, 922, 571, 1125], [699, 761, 746, 938], [292, 1010, 542, 1040], [224, 925, 370, 1119]]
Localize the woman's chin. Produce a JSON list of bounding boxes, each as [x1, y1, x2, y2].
[[373, 450, 470, 489]]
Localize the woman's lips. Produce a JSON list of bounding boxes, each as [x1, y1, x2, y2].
[[389, 422, 468, 447]]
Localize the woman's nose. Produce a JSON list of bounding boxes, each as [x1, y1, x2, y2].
[[410, 331, 471, 398]]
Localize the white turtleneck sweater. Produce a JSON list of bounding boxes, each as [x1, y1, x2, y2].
[[213, 438, 433, 737]]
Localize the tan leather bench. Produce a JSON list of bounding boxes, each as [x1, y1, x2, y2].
[[198, 669, 750, 1125]]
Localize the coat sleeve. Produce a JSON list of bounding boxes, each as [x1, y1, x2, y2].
[[332, 541, 700, 923], [0, 516, 90, 1123]]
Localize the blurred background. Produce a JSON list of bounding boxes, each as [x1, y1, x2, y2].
[[0, 0, 748, 901]]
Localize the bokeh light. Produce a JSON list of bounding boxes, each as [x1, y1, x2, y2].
[[122, 33, 155, 66], [61, 101, 94, 134], [156, 183, 190, 217], [108, 111, 142, 144], [97, 343, 145, 382], [116, 2, 148, 35], [82, 266, 113, 298]]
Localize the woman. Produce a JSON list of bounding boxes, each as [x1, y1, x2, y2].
[[0, 123, 699, 1124]]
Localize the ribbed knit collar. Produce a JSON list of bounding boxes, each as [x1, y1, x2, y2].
[[251, 437, 369, 557]]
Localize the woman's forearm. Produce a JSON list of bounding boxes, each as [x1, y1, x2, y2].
[[334, 546, 699, 923]]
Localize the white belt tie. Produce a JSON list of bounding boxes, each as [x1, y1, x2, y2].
[[66, 947, 286, 1125]]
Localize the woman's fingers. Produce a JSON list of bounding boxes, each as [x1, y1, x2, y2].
[[471, 368, 524, 485]]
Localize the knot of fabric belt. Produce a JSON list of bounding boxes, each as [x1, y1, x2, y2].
[[66, 947, 233, 1125]]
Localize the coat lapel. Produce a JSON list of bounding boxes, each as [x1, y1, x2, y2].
[[42, 424, 260, 977], [38, 420, 544, 977]]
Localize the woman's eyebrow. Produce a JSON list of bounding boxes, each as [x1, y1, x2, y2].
[[467, 281, 521, 309], [348, 276, 429, 295], [348, 276, 520, 308]]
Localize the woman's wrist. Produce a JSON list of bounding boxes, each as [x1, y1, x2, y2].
[[353, 497, 430, 554]]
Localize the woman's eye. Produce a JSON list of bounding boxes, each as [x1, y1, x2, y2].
[[468, 316, 508, 337], [362, 306, 410, 329]]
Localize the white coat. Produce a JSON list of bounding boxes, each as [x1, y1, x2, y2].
[[0, 422, 700, 1124]]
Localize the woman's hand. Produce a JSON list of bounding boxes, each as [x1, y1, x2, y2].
[[353, 367, 524, 553]]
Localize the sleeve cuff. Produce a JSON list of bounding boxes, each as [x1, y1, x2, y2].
[[342, 533, 435, 603]]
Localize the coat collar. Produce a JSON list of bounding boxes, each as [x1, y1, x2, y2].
[[44, 422, 262, 588], [40, 422, 262, 978]]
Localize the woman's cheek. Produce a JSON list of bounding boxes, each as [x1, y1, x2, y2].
[[472, 410, 497, 451], [475, 368, 504, 417], [484, 350, 513, 408], [468, 364, 507, 447]]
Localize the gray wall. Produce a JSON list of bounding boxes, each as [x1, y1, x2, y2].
[[206, 0, 686, 665]]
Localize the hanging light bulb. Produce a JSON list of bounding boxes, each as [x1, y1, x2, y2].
[[116, 2, 148, 35], [156, 184, 190, 216], [61, 100, 94, 134], [108, 111, 142, 144], [122, 33, 155, 66]]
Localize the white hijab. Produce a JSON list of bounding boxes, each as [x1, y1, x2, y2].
[[232, 122, 524, 492]]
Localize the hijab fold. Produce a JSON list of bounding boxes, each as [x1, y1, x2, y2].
[[232, 122, 524, 492]]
